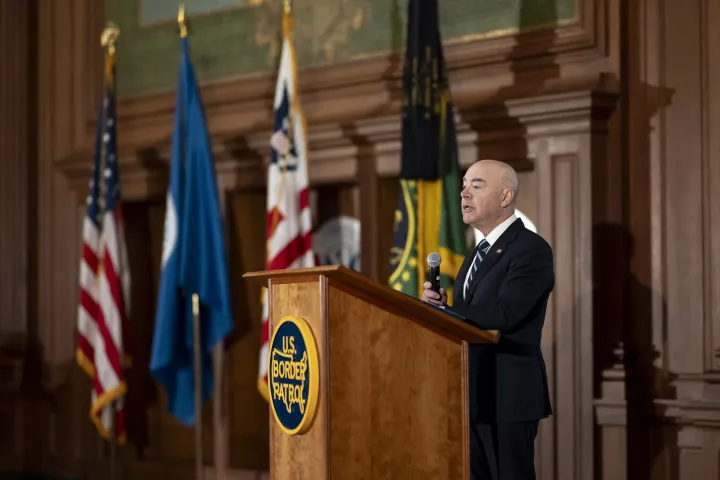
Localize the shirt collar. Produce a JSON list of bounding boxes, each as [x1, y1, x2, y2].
[[478, 213, 517, 247]]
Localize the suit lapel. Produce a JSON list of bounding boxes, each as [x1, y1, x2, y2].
[[465, 219, 524, 304]]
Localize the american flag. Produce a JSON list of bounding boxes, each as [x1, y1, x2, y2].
[[257, 10, 315, 400], [76, 51, 131, 442]]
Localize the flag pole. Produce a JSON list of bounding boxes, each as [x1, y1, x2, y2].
[[100, 22, 120, 480], [267, 0, 294, 254], [192, 292, 204, 480], [110, 402, 117, 480], [176, 6, 203, 480]]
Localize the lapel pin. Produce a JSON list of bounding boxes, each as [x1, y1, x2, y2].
[[496, 248, 503, 253]]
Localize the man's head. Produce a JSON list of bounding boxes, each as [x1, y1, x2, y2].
[[461, 159, 518, 235]]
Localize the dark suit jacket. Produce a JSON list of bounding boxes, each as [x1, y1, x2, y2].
[[451, 218, 554, 424]]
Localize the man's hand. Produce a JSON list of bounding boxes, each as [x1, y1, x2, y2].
[[421, 281, 448, 306]]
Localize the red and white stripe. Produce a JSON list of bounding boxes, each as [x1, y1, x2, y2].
[[258, 13, 315, 399], [76, 207, 130, 441]]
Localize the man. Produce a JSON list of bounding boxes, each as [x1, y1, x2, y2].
[[422, 159, 554, 480]]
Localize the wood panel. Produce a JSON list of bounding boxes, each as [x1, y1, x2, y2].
[[327, 284, 465, 479], [0, 0, 33, 342], [594, 0, 720, 478], [663, 0, 705, 376], [227, 189, 271, 470], [707, 0, 720, 375], [0, 0, 38, 471]]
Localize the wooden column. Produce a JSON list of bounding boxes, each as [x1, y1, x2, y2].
[[0, 0, 41, 474], [0, 0, 34, 348]]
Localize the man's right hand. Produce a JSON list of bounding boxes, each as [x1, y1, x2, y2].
[[421, 281, 447, 306]]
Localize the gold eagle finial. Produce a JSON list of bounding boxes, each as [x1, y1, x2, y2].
[[100, 22, 120, 55], [178, 4, 188, 38]]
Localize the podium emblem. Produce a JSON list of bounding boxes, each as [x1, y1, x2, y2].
[[268, 316, 319, 435]]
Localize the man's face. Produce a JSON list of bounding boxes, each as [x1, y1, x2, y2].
[[460, 162, 507, 229]]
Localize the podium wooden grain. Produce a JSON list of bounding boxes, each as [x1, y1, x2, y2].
[[244, 266, 499, 480]]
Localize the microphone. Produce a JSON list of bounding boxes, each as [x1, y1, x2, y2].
[[427, 252, 442, 293]]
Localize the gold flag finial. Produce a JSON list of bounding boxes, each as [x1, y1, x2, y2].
[[283, 0, 291, 15], [100, 22, 120, 55], [178, 4, 188, 38]]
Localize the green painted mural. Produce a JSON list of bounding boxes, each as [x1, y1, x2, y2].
[[140, 0, 263, 24], [106, 0, 576, 99]]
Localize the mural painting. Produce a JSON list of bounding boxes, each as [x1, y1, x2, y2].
[[107, 0, 576, 98]]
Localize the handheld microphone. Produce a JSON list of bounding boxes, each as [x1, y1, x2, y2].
[[427, 252, 442, 293]]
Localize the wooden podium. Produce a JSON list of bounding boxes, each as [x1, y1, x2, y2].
[[244, 266, 499, 479]]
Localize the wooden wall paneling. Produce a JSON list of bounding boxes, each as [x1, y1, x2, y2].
[[702, 0, 720, 374], [514, 170, 538, 226], [37, 0, 104, 386], [35, 0, 114, 473], [677, 427, 712, 478], [0, 0, 43, 473], [596, 0, 720, 477], [663, 0, 720, 473], [0, 0, 32, 344], [314, 184, 358, 228], [644, 0, 668, 399], [621, 1, 664, 478], [663, 0, 705, 377], [358, 154, 379, 280], [594, 0, 663, 476], [0, 0, 32, 464], [344, 116, 403, 281], [227, 189, 271, 471], [595, 365, 627, 480], [121, 199, 163, 458]]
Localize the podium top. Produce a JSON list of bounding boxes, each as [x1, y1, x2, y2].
[[243, 265, 499, 345]]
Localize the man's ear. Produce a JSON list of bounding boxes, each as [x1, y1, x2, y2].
[[501, 188, 514, 207]]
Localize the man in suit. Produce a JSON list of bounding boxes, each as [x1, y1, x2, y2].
[[422, 159, 554, 480]]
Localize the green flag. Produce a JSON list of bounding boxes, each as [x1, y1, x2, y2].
[[389, 0, 466, 302]]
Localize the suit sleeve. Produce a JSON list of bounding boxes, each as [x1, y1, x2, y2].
[[451, 241, 554, 333]]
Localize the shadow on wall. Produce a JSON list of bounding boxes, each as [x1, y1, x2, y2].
[[464, 0, 562, 172], [592, 0, 678, 476], [592, 222, 677, 480]]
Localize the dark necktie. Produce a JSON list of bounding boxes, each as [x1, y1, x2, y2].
[[464, 239, 490, 300]]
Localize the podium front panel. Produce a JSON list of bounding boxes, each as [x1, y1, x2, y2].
[[326, 282, 466, 479], [267, 277, 328, 480]]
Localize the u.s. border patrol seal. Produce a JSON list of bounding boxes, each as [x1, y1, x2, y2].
[[268, 316, 319, 435]]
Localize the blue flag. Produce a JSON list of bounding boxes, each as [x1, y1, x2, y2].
[[150, 37, 233, 426]]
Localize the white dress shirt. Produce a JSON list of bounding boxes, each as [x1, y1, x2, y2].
[[463, 213, 517, 297]]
